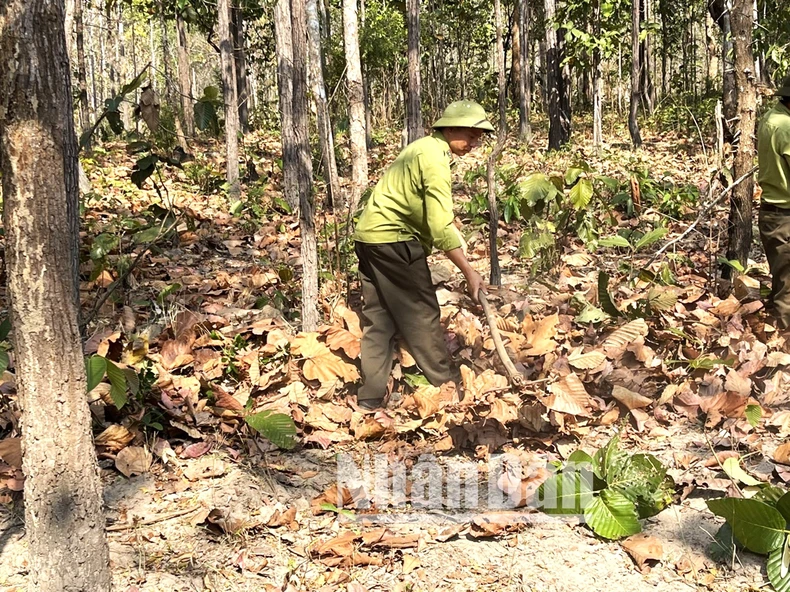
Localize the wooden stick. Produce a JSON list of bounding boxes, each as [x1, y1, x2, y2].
[[478, 292, 524, 387], [105, 506, 201, 532]]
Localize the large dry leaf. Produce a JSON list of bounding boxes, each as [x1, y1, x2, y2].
[[325, 326, 361, 359], [724, 369, 752, 397], [611, 385, 652, 410], [339, 305, 363, 338], [454, 310, 482, 348], [622, 534, 663, 572], [159, 329, 196, 370], [775, 443, 790, 465], [488, 398, 520, 425], [95, 425, 135, 453], [521, 313, 559, 356], [543, 373, 593, 416], [413, 386, 442, 418], [603, 319, 649, 356], [0, 437, 22, 468], [292, 332, 360, 383], [115, 446, 152, 477], [304, 406, 340, 432], [568, 350, 606, 370], [460, 366, 509, 403]]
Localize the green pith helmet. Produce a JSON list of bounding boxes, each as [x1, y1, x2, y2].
[[432, 100, 495, 131], [776, 74, 790, 98]]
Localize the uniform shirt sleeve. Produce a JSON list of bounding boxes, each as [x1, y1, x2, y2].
[[417, 150, 462, 252], [777, 124, 790, 160]]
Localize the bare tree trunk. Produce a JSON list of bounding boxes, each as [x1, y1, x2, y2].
[[592, 0, 603, 149], [487, 0, 507, 287], [629, 0, 642, 148], [74, 0, 91, 134], [232, 6, 250, 133], [640, 0, 655, 113], [307, 0, 342, 208], [287, 0, 319, 330], [709, 0, 736, 141], [517, 0, 531, 141], [723, 0, 757, 276], [0, 0, 111, 588], [176, 13, 194, 136], [544, 0, 570, 149], [275, 0, 298, 210], [218, 0, 240, 199], [406, 0, 423, 143], [343, 0, 368, 211], [160, 10, 188, 149]]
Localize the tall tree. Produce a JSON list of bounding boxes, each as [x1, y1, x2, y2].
[[232, 6, 250, 133], [639, 0, 655, 112], [517, 0, 532, 141], [592, 0, 603, 148], [488, 0, 508, 286], [544, 0, 570, 150], [343, 0, 368, 210], [176, 12, 194, 136], [291, 0, 319, 329], [74, 0, 91, 135], [628, 0, 642, 148], [275, 0, 299, 210], [0, 0, 111, 588], [406, 0, 423, 143], [218, 0, 240, 199], [709, 0, 737, 141], [723, 0, 757, 274], [307, 0, 342, 208]]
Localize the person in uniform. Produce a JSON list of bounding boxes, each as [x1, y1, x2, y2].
[[353, 100, 495, 411]]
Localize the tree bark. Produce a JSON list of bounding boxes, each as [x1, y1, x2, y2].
[[406, 0, 423, 143], [629, 0, 642, 148], [592, 0, 602, 148], [343, 0, 368, 211], [307, 0, 342, 208], [275, 0, 298, 210], [74, 0, 90, 135], [517, 0, 531, 141], [544, 0, 570, 150], [218, 0, 240, 199], [723, 0, 757, 276], [176, 13, 194, 136], [232, 6, 250, 133], [0, 0, 111, 589], [640, 0, 655, 113], [160, 9, 188, 149], [709, 0, 737, 141], [488, 0, 508, 286]]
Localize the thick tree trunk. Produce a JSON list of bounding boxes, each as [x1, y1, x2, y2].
[[289, 0, 319, 330], [307, 0, 342, 208], [218, 0, 240, 199], [406, 0, 423, 143], [629, 0, 642, 148], [74, 0, 91, 134], [160, 10, 188, 149], [0, 0, 111, 589], [232, 7, 250, 133], [640, 0, 655, 113], [709, 0, 737, 141], [343, 0, 368, 211], [517, 0, 531, 141], [723, 0, 757, 276], [544, 0, 570, 150], [176, 13, 194, 136], [275, 0, 299, 210]]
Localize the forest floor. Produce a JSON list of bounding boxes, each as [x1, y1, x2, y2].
[[0, 117, 788, 592]]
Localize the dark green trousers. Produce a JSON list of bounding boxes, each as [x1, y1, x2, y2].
[[355, 240, 452, 402], [759, 206, 790, 328]]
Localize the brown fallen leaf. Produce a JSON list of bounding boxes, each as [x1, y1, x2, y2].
[[402, 554, 420, 574], [603, 319, 649, 357], [568, 350, 606, 370], [622, 533, 663, 573], [611, 385, 652, 410], [324, 326, 361, 359], [521, 313, 559, 356], [159, 329, 196, 370], [0, 437, 22, 468], [775, 443, 790, 465], [292, 332, 360, 384], [544, 373, 593, 416], [115, 446, 152, 477]]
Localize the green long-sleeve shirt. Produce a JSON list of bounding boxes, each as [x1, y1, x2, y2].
[[758, 101, 790, 208], [354, 131, 462, 254]]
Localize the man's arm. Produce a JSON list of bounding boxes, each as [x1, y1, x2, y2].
[[445, 247, 485, 303]]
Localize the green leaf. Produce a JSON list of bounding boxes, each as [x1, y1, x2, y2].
[[567, 450, 594, 465], [404, 373, 431, 387], [0, 317, 12, 341], [584, 489, 641, 540], [634, 227, 668, 250], [564, 167, 585, 186], [202, 85, 220, 102], [597, 271, 622, 318], [519, 173, 559, 205], [106, 110, 123, 134], [131, 156, 157, 189], [194, 100, 219, 133], [575, 304, 608, 324], [126, 141, 152, 154], [90, 233, 119, 260], [124, 367, 140, 396], [776, 493, 790, 522], [569, 178, 594, 210], [722, 457, 762, 486], [85, 355, 107, 392], [746, 404, 762, 428], [709, 523, 738, 563], [132, 225, 163, 244], [718, 257, 746, 273], [768, 535, 790, 592], [598, 235, 632, 249], [755, 485, 787, 506], [707, 498, 787, 554], [105, 360, 128, 409], [647, 286, 677, 312], [537, 468, 594, 515], [246, 411, 297, 450], [0, 351, 9, 376], [79, 129, 94, 150], [119, 69, 148, 97], [611, 454, 666, 500]]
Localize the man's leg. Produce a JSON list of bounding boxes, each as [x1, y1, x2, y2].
[[759, 209, 790, 328], [361, 240, 453, 388]]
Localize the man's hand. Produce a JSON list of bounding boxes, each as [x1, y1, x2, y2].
[[444, 247, 487, 304], [464, 269, 486, 304]]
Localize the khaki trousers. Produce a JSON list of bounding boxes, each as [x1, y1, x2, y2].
[[355, 240, 452, 402], [759, 206, 790, 328]]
